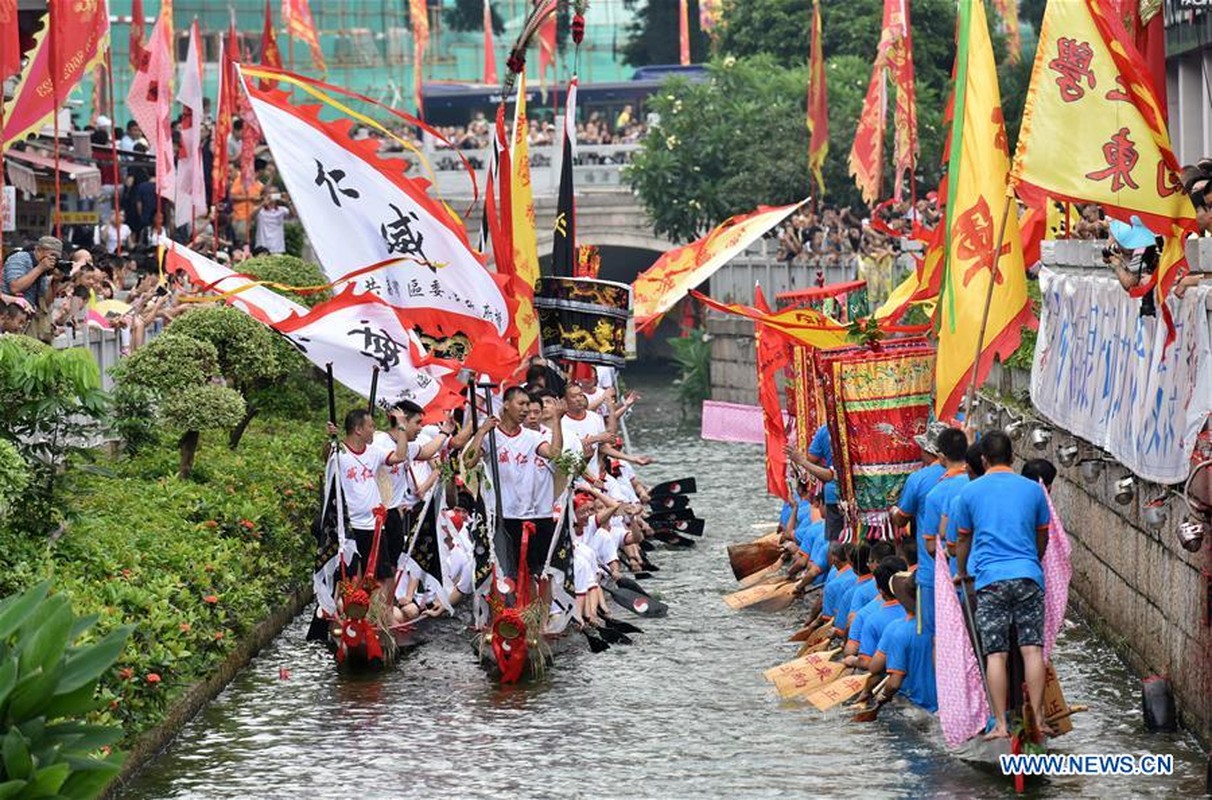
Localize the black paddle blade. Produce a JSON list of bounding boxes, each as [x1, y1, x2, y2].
[[583, 630, 611, 653], [649, 494, 691, 513], [602, 617, 643, 635], [596, 626, 633, 645], [605, 583, 669, 618], [653, 530, 696, 548], [650, 477, 696, 497], [639, 557, 660, 572], [616, 576, 651, 597], [639, 539, 655, 553], [649, 517, 705, 537], [647, 507, 696, 522], [631, 571, 653, 580]]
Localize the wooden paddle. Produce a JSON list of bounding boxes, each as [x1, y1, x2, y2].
[[748, 581, 801, 613], [1041, 662, 1075, 736], [788, 614, 827, 641], [724, 579, 796, 611], [795, 636, 832, 659], [769, 653, 846, 700], [763, 648, 840, 684], [727, 536, 784, 581], [738, 560, 784, 590], [805, 672, 869, 712], [749, 522, 780, 533]]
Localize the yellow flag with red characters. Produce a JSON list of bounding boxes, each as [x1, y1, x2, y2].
[[509, 73, 542, 358], [1010, 0, 1197, 344], [935, 0, 1032, 420]]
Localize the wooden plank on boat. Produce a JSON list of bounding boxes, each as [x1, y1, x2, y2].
[[804, 673, 867, 711], [724, 579, 794, 610], [763, 648, 839, 685], [1041, 662, 1074, 736], [779, 660, 847, 700]]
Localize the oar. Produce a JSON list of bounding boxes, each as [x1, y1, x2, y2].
[[850, 679, 891, 723], [649, 477, 696, 497], [649, 517, 705, 537], [647, 507, 697, 522], [631, 571, 653, 581], [727, 536, 784, 580], [795, 636, 833, 659], [724, 579, 795, 611], [749, 581, 801, 613], [604, 581, 669, 617], [581, 628, 611, 653], [805, 672, 869, 712], [652, 530, 695, 548], [649, 494, 691, 513], [639, 555, 660, 572], [738, 560, 785, 590], [639, 539, 655, 553], [601, 617, 643, 635], [594, 625, 633, 646], [616, 575, 651, 596]]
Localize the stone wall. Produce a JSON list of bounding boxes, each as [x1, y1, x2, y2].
[[706, 314, 757, 406]]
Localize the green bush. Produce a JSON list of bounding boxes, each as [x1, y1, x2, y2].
[[239, 254, 329, 308], [669, 329, 712, 412], [166, 307, 283, 389], [0, 581, 131, 799], [0, 440, 29, 517]]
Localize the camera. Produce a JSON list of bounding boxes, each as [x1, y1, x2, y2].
[[55, 259, 73, 276], [154, 285, 169, 297], [1101, 243, 1122, 263]]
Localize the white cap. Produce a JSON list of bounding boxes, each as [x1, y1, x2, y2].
[[96, 115, 112, 129]]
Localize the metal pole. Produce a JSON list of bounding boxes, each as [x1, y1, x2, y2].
[[479, 381, 508, 572], [962, 193, 1013, 422]]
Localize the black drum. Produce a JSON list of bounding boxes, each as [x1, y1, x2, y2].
[[534, 276, 631, 367]]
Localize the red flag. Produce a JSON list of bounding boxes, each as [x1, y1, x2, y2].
[[1116, 0, 1166, 122], [126, 11, 176, 200], [483, 0, 498, 84], [212, 18, 239, 203], [410, 0, 429, 116], [259, 0, 283, 91], [129, 0, 146, 71], [806, 0, 828, 195], [0, 0, 19, 85], [754, 285, 789, 502], [678, 0, 690, 66], [537, 13, 556, 86], [283, 0, 327, 75], [48, 0, 110, 107]]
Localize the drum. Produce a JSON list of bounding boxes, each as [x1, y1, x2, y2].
[[533, 276, 631, 367]]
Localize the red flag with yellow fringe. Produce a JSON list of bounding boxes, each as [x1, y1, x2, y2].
[[935, 0, 1032, 421], [754, 285, 790, 501], [807, 0, 829, 196], [1009, 0, 1197, 345], [283, 0, 327, 75]]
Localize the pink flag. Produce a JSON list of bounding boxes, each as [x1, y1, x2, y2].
[[176, 21, 207, 225], [1041, 486, 1071, 662], [126, 14, 175, 202], [934, 545, 989, 747]]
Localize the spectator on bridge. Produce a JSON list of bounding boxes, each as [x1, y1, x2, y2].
[[2, 235, 65, 342]]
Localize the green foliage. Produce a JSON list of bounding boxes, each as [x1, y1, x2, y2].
[[109, 384, 159, 457], [167, 307, 283, 391], [0, 418, 322, 750], [0, 337, 109, 535], [159, 385, 246, 436], [1004, 278, 1042, 370], [0, 442, 28, 519], [283, 221, 304, 259], [625, 56, 816, 242], [116, 335, 218, 397], [622, 0, 711, 68], [668, 329, 711, 411], [0, 581, 130, 799], [239, 254, 329, 309], [443, 0, 505, 35]]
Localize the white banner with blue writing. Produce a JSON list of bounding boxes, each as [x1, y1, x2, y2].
[[1031, 268, 1212, 485]]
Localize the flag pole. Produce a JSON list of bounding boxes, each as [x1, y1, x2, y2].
[[104, 48, 123, 256], [962, 191, 1013, 422]]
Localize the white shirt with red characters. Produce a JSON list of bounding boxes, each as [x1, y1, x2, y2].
[[561, 411, 606, 475], [372, 431, 421, 509], [532, 424, 557, 519], [333, 441, 393, 529], [486, 425, 549, 519]]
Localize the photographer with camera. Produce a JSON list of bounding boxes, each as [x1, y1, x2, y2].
[[2, 235, 67, 342]]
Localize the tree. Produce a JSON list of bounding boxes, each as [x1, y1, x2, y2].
[[443, 0, 505, 36], [239, 254, 330, 308], [114, 335, 246, 480], [0, 336, 108, 535], [622, 0, 711, 67], [166, 306, 286, 449]]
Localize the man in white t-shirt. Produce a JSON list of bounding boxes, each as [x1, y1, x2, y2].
[[324, 407, 413, 579], [371, 400, 453, 583], [561, 383, 654, 478], [469, 386, 564, 584], [254, 193, 292, 254]]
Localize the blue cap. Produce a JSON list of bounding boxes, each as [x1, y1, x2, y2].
[[1109, 215, 1157, 250]]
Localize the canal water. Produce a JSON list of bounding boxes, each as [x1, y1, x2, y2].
[[121, 377, 1208, 799]]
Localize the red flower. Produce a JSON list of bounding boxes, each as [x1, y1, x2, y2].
[[278, 667, 290, 680], [213, 632, 225, 641], [283, 489, 294, 497], [179, 622, 191, 632], [117, 667, 134, 681], [204, 520, 218, 529], [120, 568, 132, 579], [108, 700, 120, 711], [239, 519, 255, 530], [203, 594, 219, 604], [146, 673, 161, 684]]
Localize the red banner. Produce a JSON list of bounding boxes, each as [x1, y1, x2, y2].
[[483, 0, 498, 84], [807, 0, 828, 196], [283, 0, 327, 75], [754, 286, 789, 501], [129, 0, 145, 71], [259, 0, 283, 90], [212, 18, 239, 203], [410, 0, 429, 116]]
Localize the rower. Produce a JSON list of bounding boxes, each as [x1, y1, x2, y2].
[[466, 386, 565, 589], [855, 570, 937, 713], [785, 426, 842, 541], [570, 490, 612, 626], [951, 431, 1052, 740], [915, 426, 971, 634], [818, 543, 857, 626], [889, 422, 947, 539], [324, 408, 417, 580], [834, 540, 894, 640], [844, 556, 908, 669]]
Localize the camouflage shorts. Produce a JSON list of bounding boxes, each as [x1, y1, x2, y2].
[[975, 578, 1044, 654]]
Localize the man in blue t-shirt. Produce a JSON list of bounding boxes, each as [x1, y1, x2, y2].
[[843, 556, 907, 668], [820, 543, 858, 623], [786, 425, 843, 541], [915, 427, 971, 634], [857, 570, 938, 713], [833, 540, 893, 638], [952, 431, 1051, 740], [890, 421, 948, 538]]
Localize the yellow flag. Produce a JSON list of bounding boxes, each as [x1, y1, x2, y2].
[[1009, 0, 1197, 342], [935, 0, 1031, 420], [510, 73, 542, 357]]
